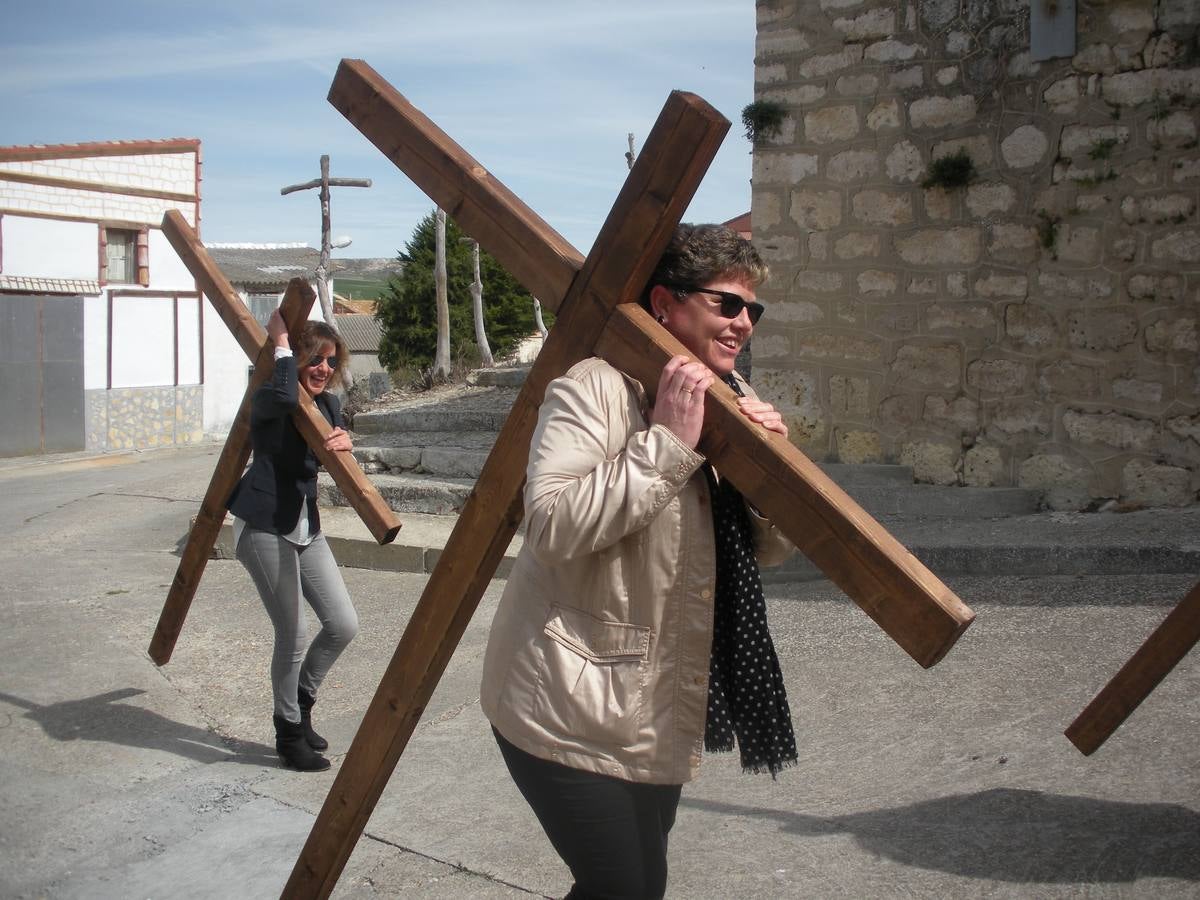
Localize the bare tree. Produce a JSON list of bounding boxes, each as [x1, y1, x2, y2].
[[461, 237, 494, 367], [433, 208, 451, 379], [625, 132, 637, 170], [532, 298, 548, 338], [281, 155, 371, 389]]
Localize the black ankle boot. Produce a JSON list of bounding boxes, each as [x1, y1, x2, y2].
[[273, 714, 330, 771], [297, 687, 329, 751]]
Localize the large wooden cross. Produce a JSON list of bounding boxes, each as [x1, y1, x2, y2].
[[281, 59, 976, 899], [1065, 578, 1200, 754], [147, 212, 401, 665]]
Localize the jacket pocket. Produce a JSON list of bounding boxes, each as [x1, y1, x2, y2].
[[532, 605, 651, 748]]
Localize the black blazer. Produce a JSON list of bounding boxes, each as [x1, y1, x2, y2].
[[226, 355, 342, 536]]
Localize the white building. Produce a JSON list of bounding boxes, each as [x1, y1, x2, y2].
[[0, 138, 224, 455]]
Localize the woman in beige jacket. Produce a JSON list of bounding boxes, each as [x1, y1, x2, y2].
[[481, 224, 797, 899]]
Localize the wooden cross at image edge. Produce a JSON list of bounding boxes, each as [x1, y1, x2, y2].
[[280, 59, 976, 899], [147, 212, 401, 666]]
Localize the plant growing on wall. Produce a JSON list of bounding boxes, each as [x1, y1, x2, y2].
[[1036, 209, 1061, 260], [921, 148, 977, 189], [741, 100, 787, 145]]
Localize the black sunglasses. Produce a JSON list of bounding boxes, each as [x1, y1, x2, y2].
[[668, 285, 764, 325], [305, 354, 340, 370]]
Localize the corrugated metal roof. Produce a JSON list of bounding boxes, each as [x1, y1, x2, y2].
[[206, 245, 321, 288], [335, 314, 383, 353]]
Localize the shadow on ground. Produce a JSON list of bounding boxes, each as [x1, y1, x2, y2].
[[0, 688, 276, 766], [684, 787, 1200, 883]]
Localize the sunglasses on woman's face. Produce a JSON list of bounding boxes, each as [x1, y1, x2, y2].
[[669, 285, 764, 325], [305, 354, 339, 370]]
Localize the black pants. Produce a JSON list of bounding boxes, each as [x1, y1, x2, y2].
[[493, 728, 683, 900]]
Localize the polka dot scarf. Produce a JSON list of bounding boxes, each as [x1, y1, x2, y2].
[[701, 375, 798, 778]]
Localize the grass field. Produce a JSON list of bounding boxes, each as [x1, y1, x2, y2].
[[335, 277, 393, 301]]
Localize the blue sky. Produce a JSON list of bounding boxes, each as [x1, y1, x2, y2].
[[1, 2, 759, 262]]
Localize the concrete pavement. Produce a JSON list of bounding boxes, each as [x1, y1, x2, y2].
[[0, 442, 1197, 898]]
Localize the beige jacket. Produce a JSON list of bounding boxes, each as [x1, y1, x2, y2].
[[480, 357, 793, 784]]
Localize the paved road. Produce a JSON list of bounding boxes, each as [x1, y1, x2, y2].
[[0, 443, 1197, 898]]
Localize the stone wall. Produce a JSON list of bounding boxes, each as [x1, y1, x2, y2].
[[85, 386, 204, 452], [751, 0, 1200, 508]]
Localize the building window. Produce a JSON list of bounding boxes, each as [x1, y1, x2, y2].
[[100, 225, 149, 286], [248, 293, 281, 327]]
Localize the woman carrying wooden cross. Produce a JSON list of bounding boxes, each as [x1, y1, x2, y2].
[[481, 223, 798, 899], [227, 308, 359, 772]]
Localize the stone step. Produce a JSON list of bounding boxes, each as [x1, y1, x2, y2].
[[467, 366, 530, 387], [351, 385, 521, 435], [353, 431, 498, 480], [319, 471, 473, 516], [326, 466, 1037, 520]]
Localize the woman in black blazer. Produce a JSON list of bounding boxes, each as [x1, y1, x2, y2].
[[227, 309, 359, 771]]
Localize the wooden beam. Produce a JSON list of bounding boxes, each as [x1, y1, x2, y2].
[[282, 84, 730, 900], [327, 59, 581, 311], [1065, 579, 1200, 755], [595, 304, 973, 667], [149, 279, 315, 665], [159, 210, 401, 546]]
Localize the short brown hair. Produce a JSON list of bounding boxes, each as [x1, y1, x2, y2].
[[640, 223, 768, 310], [294, 320, 350, 391]]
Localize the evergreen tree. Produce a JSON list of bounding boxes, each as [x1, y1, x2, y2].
[[376, 210, 538, 370]]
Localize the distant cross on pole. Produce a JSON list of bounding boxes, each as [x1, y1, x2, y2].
[[281, 155, 371, 387]]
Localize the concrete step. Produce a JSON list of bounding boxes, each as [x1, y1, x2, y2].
[[353, 431, 498, 480], [352, 386, 520, 435], [319, 471, 473, 516], [467, 366, 530, 387]]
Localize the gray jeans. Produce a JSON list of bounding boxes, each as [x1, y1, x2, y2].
[[236, 528, 359, 722]]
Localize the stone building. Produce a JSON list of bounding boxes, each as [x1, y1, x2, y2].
[[750, 0, 1199, 508]]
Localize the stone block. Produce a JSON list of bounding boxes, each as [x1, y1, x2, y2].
[[1144, 316, 1198, 356], [827, 149, 880, 183], [1067, 309, 1138, 351], [867, 100, 902, 131], [892, 343, 962, 389], [833, 7, 896, 39], [834, 232, 881, 259], [794, 270, 844, 293], [1174, 158, 1200, 183], [1127, 272, 1185, 302], [933, 134, 993, 167], [900, 440, 959, 485], [772, 298, 825, 323], [1073, 43, 1117, 75], [757, 234, 802, 262], [920, 0, 958, 31], [988, 399, 1051, 437], [865, 39, 924, 62], [1057, 226, 1102, 264], [871, 304, 920, 333], [790, 189, 843, 230], [1038, 271, 1115, 302], [923, 187, 955, 221], [967, 357, 1031, 395], [1151, 230, 1200, 263], [924, 394, 981, 431], [976, 272, 1028, 298], [1005, 303, 1058, 349], [1121, 458, 1195, 508], [947, 272, 968, 297], [1001, 125, 1049, 168], [851, 189, 913, 226], [755, 192, 783, 229], [1167, 412, 1200, 445], [1059, 124, 1129, 157], [754, 152, 820, 185], [757, 64, 789, 85], [804, 106, 861, 143], [798, 47, 864, 79], [909, 95, 977, 129], [1038, 359, 1101, 399], [908, 276, 937, 294], [1044, 77, 1081, 112], [1063, 409, 1156, 450], [1018, 453, 1092, 510], [836, 428, 884, 463], [830, 374, 872, 417], [896, 227, 982, 265], [936, 66, 959, 86], [1107, 3, 1155, 35], [963, 443, 1006, 486], [966, 182, 1017, 217], [1112, 377, 1164, 405], [927, 302, 997, 333], [857, 270, 899, 295], [1101, 70, 1155, 106], [836, 73, 881, 96], [767, 84, 828, 106], [988, 224, 1039, 262], [886, 140, 924, 182], [796, 330, 884, 363], [890, 66, 925, 90], [879, 394, 918, 427]]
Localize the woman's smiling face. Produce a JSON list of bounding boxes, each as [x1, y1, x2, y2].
[[655, 278, 758, 377], [299, 340, 337, 396]]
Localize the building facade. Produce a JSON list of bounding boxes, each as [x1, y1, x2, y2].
[[0, 138, 210, 455], [750, 0, 1199, 508]]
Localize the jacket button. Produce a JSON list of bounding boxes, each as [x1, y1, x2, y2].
[[693, 676, 706, 686], [700, 588, 712, 599]]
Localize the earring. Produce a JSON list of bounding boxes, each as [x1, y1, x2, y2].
[[655, 314, 665, 324]]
